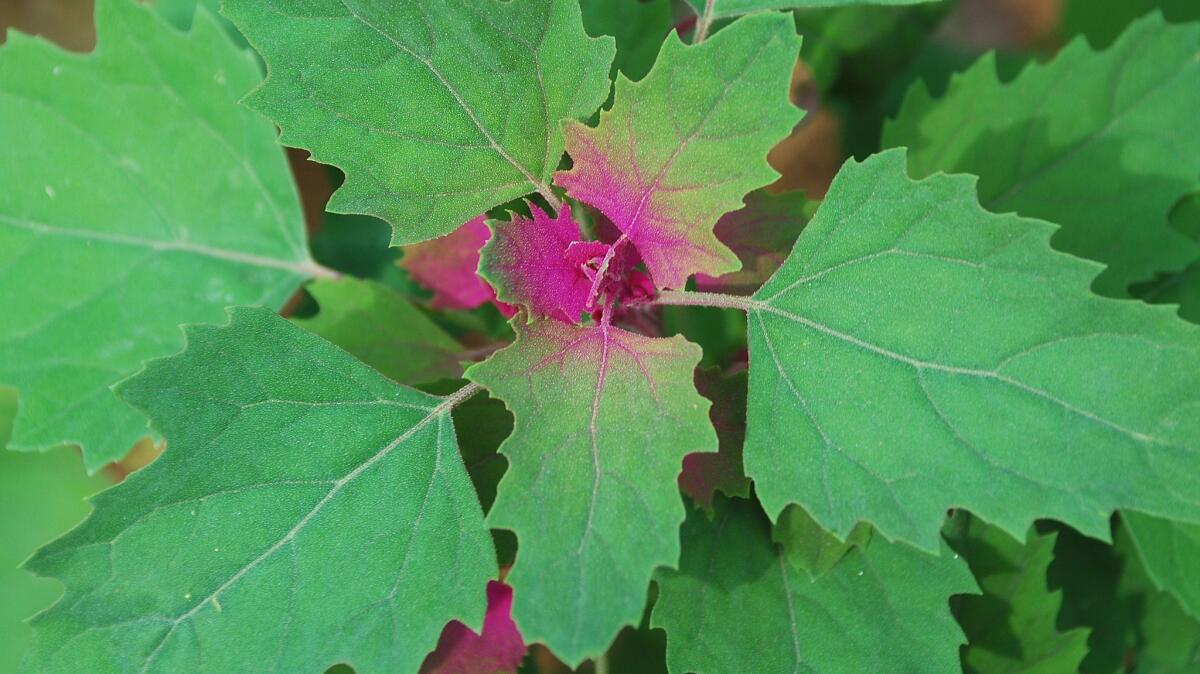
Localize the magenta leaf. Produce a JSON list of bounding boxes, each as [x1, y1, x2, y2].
[[679, 369, 750, 509], [554, 13, 802, 289], [479, 205, 594, 323], [420, 581, 526, 674], [401, 216, 496, 311]]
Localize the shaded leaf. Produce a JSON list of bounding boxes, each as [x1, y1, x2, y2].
[[773, 504, 870, 577], [466, 319, 716, 665], [224, 0, 615, 243], [744, 149, 1200, 551], [695, 189, 814, 295], [678, 368, 750, 509], [556, 12, 802, 289], [1124, 512, 1200, 620], [420, 581, 525, 674], [0, 0, 316, 470], [687, 0, 943, 23], [25, 308, 496, 673], [580, 0, 674, 82], [401, 216, 497, 311]]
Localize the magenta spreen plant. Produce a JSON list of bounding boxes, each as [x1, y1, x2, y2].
[[3, 0, 1200, 673]]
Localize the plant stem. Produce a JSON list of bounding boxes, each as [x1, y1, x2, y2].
[[306, 261, 343, 280], [595, 652, 610, 674], [655, 289, 759, 312], [538, 183, 564, 212], [693, 0, 716, 44], [443, 381, 484, 410]]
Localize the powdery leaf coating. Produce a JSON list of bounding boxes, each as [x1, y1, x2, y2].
[[695, 189, 814, 295], [466, 319, 716, 665], [223, 0, 615, 244], [292, 278, 464, 386], [401, 216, 496, 311], [555, 12, 802, 289], [1123, 512, 1200, 620], [678, 369, 750, 509], [479, 205, 592, 323], [652, 497, 974, 674], [686, 0, 942, 22], [420, 582, 526, 674], [944, 517, 1090, 674], [745, 149, 1200, 551], [24, 308, 495, 673], [885, 13, 1200, 296], [0, 0, 316, 470]]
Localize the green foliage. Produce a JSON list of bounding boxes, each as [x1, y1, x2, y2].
[[686, 0, 941, 22], [652, 496, 974, 674], [24, 309, 495, 673], [1124, 512, 1200, 620], [223, 0, 615, 244], [0, 0, 317, 470], [744, 149, 1200, 550], [466, 320, 716, 665]]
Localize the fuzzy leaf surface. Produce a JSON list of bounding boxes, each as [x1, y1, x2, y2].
[[293, 278, 464, 386], [1123, 512, 1200, 620], [479, 205, 592, 323], [0, 0, 314, 470], [944, 517, 1090, 674], [466, 320, 716, 665], [885, 13, 1200, 296], [745, 149, 1200, 551], [25, 308, 495, 674], [652, 497, 973, 674], [224, 0, 615, 244], [555, 12, 802, 289], [686, 0, 941, 21]]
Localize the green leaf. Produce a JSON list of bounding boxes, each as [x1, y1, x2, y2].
[[1124, 512, 1200, 620], [884, 13, 1200, 296], [743, 149, 1200, 551], [293, 278, 464, 386], [0, 442, 107, 674], [465, 319, 716, 665], [652, 496, 974, 674], [555, 11, 803, 289], [0, 0, 317, 470], [773, 504, 871, 577], [686, 0, 941, 23], [25, 308, 496, 673], [944, 516, 1090, 674], [223, 0, 615, 244], [1133, 261, 1200, 324], [580, 0, 674, 82]]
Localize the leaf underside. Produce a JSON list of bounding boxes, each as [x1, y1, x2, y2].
[[0, 0, 312, 469], [745, 148, 1200, 551], [25, 308, 496, 674]]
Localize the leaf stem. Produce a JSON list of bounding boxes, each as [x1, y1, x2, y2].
[[595, 652, 610, 674], [442, 381, 484, 410], [655, 289, 759, 312], [306, 261, 342, 280], [538, 184, 564, 212], [694, 0, 716, 44]]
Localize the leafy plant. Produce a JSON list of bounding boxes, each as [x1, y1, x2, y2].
[[3, 0, 1199, 672]]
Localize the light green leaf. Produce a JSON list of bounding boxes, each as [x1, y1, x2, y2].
[[884, 13, 1200, 296], [223, 0, 615, 244], [773, 504, 870, 577], [24, 308, 495, 673], [1124, 512, 1200, 620], [0, 0, 318, 470], [743, 149, 1200, 551], [293, 278, 464, 386], [944, 516, 1090, 674], [686, 0, 941, 23], [652, 496, 973, 674], [465, 319, 716, 665]]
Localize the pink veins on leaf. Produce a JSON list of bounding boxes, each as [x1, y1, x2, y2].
[[419, 581, 526, 674], [401, 216, 513, 315]]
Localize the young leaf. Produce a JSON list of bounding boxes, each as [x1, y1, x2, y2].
[[944, 516, 1090, 674], [741, 149, 1200, 551], [555, 12, 802, 289], [652, 496, 973, 674], [465, 319, 717, 665], [292, 278, 465, 386], [884, 13, 1200, 296], [695, 189, 814, 295], [0, 0, 319, 471], [25, 308, 496, 673], [223, 0, 615, 244], [478, 205, 592, 323], [678, 368, 751, 509], [400, 216, 497, 311], [1122, 512, 1200, 620], [420, 581, 525, 674]]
